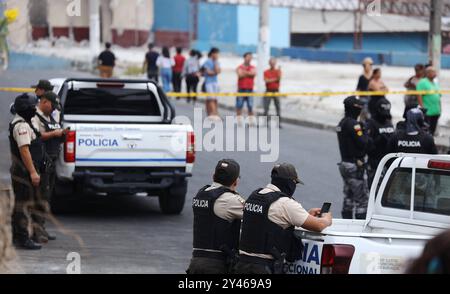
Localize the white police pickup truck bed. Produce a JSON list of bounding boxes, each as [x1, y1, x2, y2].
[[50, 78, 195, 215], [287, 154, 450, 274]]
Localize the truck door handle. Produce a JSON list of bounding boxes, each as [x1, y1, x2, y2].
[[122, 135, 143, 140]]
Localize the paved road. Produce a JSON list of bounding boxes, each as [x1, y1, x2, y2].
[[0, 70, 342, 274]]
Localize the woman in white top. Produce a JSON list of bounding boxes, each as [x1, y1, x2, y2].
[[157, 47, 175, 93]]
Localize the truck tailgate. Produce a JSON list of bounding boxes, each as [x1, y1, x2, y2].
[[73, 123, 190, 167]]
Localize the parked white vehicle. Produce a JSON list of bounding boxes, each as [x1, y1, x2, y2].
[[287, 153, 450, 274], [50, 78, 195, 215]]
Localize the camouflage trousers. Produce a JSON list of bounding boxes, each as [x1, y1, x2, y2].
[[338, 162, 369, 219]]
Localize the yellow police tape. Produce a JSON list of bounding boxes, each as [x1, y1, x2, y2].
[[0, 87, 448, 98]]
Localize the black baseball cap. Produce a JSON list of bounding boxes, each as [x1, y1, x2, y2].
[[31, 80, 54, 91], [214, 159, 240, 186], [271, 163, 304, 185], [41, 91, 59, 108]]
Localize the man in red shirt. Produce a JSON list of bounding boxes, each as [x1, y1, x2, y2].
[[172, 47, 186, 96], [236, 52, 256, 127], [263, 58, 282, 127]]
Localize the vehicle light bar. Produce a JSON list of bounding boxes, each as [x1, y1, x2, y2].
[[428, 160, 450, 170]]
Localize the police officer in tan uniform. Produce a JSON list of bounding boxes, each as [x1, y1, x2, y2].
[[33, 91, 67, 243], [187, 159, 245, 274], [9, 94, 45, 250], [235, 163, 332, 274]]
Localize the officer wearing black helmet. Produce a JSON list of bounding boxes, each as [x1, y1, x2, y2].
[[337, 96, 370, 219], [387, 108, 437, 155], [9, 93, 45, 250], [33, 91, 67, 243], [234, 163, 332, 274], [187, 159, 245, 274], [366, 97, 394, 188]]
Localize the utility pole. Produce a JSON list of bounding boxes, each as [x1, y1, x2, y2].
[[429, 0, 442, 73], [89, 0, 101, 58], [257, 0, 270, 94]]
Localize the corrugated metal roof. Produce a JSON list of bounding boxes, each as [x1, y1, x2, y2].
[[291, 9, 450, 33]]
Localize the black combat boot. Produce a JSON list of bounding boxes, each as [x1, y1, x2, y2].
[[14, 238, 42, 250]]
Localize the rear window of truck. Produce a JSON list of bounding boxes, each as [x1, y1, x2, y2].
[[64, 88, 161, 116], [382, 168, 450, 216]]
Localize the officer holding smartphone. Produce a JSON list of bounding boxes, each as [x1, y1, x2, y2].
[[235, 163, 333, 274]]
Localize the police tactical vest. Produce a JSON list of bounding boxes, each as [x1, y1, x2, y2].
[[337, 117, 366, 162], [192, 185, 241, 252], [239, 189, 303, 262], [9, 119, 45, 172], [35, 112, 62, 158], [394, 131, 428, 153]]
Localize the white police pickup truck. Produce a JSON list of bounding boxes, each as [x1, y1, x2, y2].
[[287, 153, 450, 274], [50, 78, 195, 214]]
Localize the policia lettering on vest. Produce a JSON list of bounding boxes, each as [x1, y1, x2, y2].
[[234, 163, 332, 274], [33, 91, 67, 243], [187, 159, 245, 274], [9, 94, 46, 250]]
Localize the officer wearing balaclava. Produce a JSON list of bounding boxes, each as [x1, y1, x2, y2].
[[387, 108, 437, 155], [366, 97, 395, 188], [235, 163, 332, 274], [9, 93, 45, 250], [337, 96, 370, 219]]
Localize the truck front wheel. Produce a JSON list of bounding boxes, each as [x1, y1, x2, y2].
[[158, 180, 187, 215]]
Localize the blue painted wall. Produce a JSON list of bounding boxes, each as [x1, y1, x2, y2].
[[9, 52, 72, 70], [321, 33, 428, 53], [237, 5, 290, 48], [198, 2, 238, 44], [153, 0, 190, 32]]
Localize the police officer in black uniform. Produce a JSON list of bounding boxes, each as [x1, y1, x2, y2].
[[33, 91, 67, 242], [187, 159, 245, 274], [235, 163, 332, 274], [387, 108, 437, 155], [337, 96, 370, 219], [366, 97, 395, 188], [9, 94, 45, 250]]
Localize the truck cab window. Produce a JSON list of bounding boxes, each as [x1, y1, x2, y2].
[[64, 88, 162, 116], [382, 168, 450, 216]]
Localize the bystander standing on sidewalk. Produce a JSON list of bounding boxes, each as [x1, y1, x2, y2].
[[202, 48, 221, 119], [183, 49, 202, 104], [172, 47, 186, 98], [263, 57, 282, 128], [356, 57, 374, 121], [97, 42, 116, 78], [143, 43, 159, 83], [236, 52, 256, 127], [157, 47, 175, 93], [404, 64, 425, 112], [417, 66, 442, 136], [368, 68, 389, 118]]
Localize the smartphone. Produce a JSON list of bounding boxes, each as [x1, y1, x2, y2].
[[319, 202, 332, 217]]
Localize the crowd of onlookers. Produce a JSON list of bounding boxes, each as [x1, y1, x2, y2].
[[97, 43, 443, 133], [356, 57, 442, 136], [98, 43, 283, 126], [141, 44, 283, 127]]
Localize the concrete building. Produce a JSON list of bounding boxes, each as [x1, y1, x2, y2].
[[290, 9, 450, 53], [7, 0, 153, 48]]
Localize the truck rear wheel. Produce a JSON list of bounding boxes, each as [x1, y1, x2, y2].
[[158, 181, 187, 215]]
